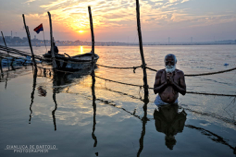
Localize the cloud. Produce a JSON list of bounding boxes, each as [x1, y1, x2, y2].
[[17, 0, 236, 41], [181, 0, 189, 3], [24, 0, 36, 4]]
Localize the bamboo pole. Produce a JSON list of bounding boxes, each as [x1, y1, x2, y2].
[[1, 31, 8, 55], [136, 0, 149, 98], [88, 6, 95, 62], [47, 12, 57, 70], [1, 31, 10, 70], [22, 14, 38, 71]]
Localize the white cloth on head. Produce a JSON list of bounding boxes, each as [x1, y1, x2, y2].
[[154, 95, 178, 106]]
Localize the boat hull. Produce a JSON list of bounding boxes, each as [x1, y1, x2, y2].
[[43, 52, 99, 71]]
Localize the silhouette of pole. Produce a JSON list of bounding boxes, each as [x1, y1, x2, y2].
[[136, 0, 149, 98], [47, 12, 57, 70], [88, 6, 95, 62], [1, 31, 8, 55], [22, 14, 37, 72], [1, 31, 10, 70]]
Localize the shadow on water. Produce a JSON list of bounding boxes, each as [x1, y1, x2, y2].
[[153, 104, 187, 150]]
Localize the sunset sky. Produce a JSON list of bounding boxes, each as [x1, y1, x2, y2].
[[0, 0, 235, 42]]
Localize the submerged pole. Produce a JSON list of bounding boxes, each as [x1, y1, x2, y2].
[[136, 0, 149, 98], [22, 14, 38, 72], [0, 58, 3, 77], [88, 6, 95, 63], [47, 12, 57, 70]]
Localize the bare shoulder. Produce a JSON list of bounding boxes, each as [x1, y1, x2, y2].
[[175, 69, 185, 76], [156, 69, 165, 77]]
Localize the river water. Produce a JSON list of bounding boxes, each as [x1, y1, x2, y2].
[[0, 45, 236, 156]]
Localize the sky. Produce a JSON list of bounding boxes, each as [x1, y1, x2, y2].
[[0, 0, 236, 42]]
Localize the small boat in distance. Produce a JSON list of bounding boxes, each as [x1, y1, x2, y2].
[[43, 52, 99, 71]]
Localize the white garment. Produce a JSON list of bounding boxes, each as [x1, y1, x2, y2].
[[154, 95, 178, 106]]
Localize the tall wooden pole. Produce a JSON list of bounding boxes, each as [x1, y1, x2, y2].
[[136, 0, 149, 98], [88, 6, 95, 62], [22, 14, 38, 72], [1, 31, 10, 70], [47, 12, 57, 70], [88, 6, 97, 150], [1, 31, 8, 55]]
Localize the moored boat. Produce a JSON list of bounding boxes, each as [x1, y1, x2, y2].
[[43, 52, 99, 71]]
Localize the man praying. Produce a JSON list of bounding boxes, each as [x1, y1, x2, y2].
[[154, 54, 186, 105]]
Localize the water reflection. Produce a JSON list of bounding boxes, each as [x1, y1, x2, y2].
[[186, 124, 236, 155], [91, 66, 98, 155], [52, 88, 58, 131], [153, 104, 187, 150], [136, 88, 149, 157], [137, 98, 149, 157], [29, 69, 37, 124], [52, 69, 94, 93]]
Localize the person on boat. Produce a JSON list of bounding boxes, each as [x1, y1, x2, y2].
[[48, 42, 59, 54], [153, 54, 186, 105]]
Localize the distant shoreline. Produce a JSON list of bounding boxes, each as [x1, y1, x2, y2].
[[2, 43, 236, 47]]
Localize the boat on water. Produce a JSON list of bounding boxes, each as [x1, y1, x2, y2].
[[1, 56, 41, 67], [43, 52, 99, 71]]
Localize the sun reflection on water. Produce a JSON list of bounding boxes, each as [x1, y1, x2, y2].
[[80, 46, 83, 54]]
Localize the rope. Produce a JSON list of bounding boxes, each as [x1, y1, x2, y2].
[[96, 64, 142, 73], [146, 66, 236, 76], [97, 64, 141, 69], [185, 91, 236, 97], [1, 45, 236, 76], [185, 67, 236, 76], [95, 76, 236, 97], [95, 75, 144, 88], [37, 65, 92, 75]]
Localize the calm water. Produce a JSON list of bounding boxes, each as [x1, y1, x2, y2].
[[0, 45, 236, 157]]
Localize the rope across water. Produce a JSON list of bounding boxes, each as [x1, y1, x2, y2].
[[1, 45, 235, 97]]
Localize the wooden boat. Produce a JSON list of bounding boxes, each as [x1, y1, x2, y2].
[[1, 56, 41, 67], [43, 52, 99, 71]]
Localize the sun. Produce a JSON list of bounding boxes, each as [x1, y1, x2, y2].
[[77, 30, 84, 33]]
